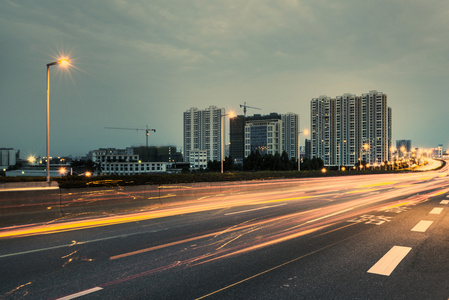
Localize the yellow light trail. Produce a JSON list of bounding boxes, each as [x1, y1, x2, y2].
[[359, 182, 395, 188], [431, 190, 448, 197], [379, 201, 411, 211]]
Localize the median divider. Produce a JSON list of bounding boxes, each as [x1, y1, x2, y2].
[[0, 179, 304, 227], [0, 182, 61, 226]]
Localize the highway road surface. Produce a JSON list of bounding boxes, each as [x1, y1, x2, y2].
[[1, 163, 449, 299]]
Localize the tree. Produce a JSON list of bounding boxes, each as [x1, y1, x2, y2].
[[223, 156, 234, 171], [207, 160, 220, 172], [281, 151, 290, 170]]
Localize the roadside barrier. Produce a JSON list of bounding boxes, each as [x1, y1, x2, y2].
[[0, 179, 304, 227]]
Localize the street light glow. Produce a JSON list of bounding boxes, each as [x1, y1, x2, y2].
[[58, 58, 70, 67], [59, 167, 67, 175], [27, 155, 36, 164]]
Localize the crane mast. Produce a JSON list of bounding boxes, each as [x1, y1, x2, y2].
[[239, 102, 261, 117]]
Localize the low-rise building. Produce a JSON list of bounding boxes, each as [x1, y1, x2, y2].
[[97, 153, 166, 175], [188, 149, 208, 170], [89, 148, 133, 164]]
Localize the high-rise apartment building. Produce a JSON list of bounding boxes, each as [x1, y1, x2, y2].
[[183, 106, 225, 164], [282, 113, 299, 160], [311, 91, 392, 166], [229, 115, 246, 165], [310, 96, 333, 165], [396, 140, 412, 156], [304, 139, 311, 160]]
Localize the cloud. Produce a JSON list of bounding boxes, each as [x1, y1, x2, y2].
[[1, 0, 449, 156]]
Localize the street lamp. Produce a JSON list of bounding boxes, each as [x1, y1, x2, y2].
[[298, 129, 309, 171], [221, 111, 235, 173], [46, 58, 70, 185]]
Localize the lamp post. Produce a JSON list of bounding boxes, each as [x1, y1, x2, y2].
[[46, 58, 70, 185], [221, 111, 235, 173], [298, 129, 309, 171]]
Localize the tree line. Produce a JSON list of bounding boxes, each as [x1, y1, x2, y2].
[[207, 150, 324, 172]]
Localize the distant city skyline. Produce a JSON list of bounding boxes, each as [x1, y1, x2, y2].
[[1, 1, 449, 158]]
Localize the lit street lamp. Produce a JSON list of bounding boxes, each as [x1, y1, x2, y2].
[[46, 58, 70, 185], [221, 111, 235, 173], [298, 129, 309, 171]]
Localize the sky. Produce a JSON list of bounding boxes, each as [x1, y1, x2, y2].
[[1, 0, 449, 158]]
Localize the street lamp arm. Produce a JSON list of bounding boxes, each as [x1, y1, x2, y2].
[[47, 59, 70, 67]]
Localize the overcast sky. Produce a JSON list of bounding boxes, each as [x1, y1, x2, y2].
[[1, 0, 448, 158]]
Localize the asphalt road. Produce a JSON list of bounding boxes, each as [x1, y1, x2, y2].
[[1, 164, 449, 299]]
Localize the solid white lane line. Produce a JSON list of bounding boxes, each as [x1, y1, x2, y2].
[[411, 220, 433, 232], [225, 203, 287, 215], [56, 287, 103, 300], [430, 207, 443, 214], [367, 246, 412, 276], [440, 200, 449, 205]]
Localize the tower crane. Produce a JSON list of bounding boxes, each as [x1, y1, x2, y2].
[[105, 126, 156, 161], [239, 102, 261, 117]]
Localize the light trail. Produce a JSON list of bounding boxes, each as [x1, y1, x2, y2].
[[0, 168, 447, 243], [2, 164, 448, 299], [224, 203, 287, 215], [2, 168, 448, 239]]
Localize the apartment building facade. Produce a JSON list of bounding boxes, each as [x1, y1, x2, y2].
[[282, 113, 299, 160], [243, 113, 299, 159], [245, 117, 283, 157], [311, 90, 392, 166], [97, 154, 167, 175], [183, 106, 225, 164]]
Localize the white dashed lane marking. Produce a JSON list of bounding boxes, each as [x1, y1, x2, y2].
[[430, 207, 443, 214], [440, 200, 449, 205], [411, 220, 433, 232], [56, 287, 103, 300], [367, 246, 412, 276]]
